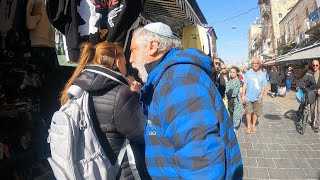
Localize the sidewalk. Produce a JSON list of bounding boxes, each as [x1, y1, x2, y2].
[[237, 84, 320, 179]]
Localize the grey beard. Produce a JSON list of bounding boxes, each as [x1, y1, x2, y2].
[[132, 62, 148, 83]]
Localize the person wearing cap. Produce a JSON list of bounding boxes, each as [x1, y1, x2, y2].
[[129, 22, 243, 179], [285, 66, 294, 92]]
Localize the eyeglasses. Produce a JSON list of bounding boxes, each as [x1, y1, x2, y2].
[[221, 68, 226, 69], [215, 62, 221, 65], [313, 65, 319, 67]]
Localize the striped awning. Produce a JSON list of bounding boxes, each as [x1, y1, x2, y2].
[[142, 0, 207, 37], [277, 44, 320, 63]]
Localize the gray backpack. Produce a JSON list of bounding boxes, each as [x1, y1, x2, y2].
[[47, 84, 141, 180]]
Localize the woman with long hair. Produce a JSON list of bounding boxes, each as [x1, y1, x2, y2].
[[225, 66, 243, 129], [60, 42, 150, 179]]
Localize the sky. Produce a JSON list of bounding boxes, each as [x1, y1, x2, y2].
[[197, 0, 260, 66]]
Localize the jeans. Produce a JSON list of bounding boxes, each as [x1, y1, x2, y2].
[[286, 80, 292, 92]]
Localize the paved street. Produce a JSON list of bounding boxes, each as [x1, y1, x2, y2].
[[237, 85, 320, 180]]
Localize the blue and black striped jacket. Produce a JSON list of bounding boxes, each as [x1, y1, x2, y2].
[[140, 48, 243, 179]]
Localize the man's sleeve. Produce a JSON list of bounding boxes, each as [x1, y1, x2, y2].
[[243, 73, 248, 85], [262, 73, 267, 86], [159, 76, 232, 179]]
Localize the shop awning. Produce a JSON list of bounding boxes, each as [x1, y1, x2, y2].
[[278, 44, 320, 62], [142, 0, 207, 37], [263, 60, 276, 66]]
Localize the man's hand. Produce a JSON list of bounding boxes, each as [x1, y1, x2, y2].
[[317, 89, 320, 96], [127, 76, 142, 92]]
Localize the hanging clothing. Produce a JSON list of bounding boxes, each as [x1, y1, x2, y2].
[[46, 0, 145, 62], [0, 0, 17, 37], [226, 78, 243, 128], [182, 25, 211, 55], [26, 0, 55, 47]]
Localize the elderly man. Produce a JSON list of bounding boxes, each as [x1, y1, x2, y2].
[[242, 57, 267, 134], [129, 22, 242, 179], [299, 60, 320, 132]]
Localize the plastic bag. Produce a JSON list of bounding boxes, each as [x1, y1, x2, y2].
[[295, 89, 303, 104], [223, 98, 230, 116], [277, 87, 286, 96]]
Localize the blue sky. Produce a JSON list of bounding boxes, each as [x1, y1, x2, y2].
[[197, 0, 260, 66]]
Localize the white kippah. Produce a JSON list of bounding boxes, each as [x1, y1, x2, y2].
[[143, 22, 173, 38]]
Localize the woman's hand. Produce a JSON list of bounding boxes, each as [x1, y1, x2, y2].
[[242, 95, 246, 105], [127, 76, 142, 92]]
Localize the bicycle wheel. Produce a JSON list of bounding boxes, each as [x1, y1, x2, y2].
[[301, 111, 308, 135]]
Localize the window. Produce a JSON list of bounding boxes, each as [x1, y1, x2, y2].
[[279, 13, 283, 18]]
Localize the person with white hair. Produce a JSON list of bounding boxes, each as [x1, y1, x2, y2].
[[129, 22, 243, 179], [242, 57, 267, 134], [299, 60, 320, 132]]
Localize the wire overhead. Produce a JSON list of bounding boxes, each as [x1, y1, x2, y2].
[[211, 6, 259, 24]]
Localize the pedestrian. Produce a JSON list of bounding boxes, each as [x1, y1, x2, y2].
[[269, 66, 279, 98], [60, 42, 150, 179], [218, 63, 229, 97], [285, 66, 294, 92], [129, 22, 243, 179], [225, 66, 243, 129], [212, 58, 221, 87], [299, 60, 320, 133], [242, 57, 267, 134]]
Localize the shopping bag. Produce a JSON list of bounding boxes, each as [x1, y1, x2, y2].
[[223, 98, 230, 116], [295, 89, 303, 104]]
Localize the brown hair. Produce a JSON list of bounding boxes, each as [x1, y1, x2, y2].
[[60, 42, 124, 105]]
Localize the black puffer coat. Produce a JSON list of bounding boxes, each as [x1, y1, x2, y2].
[[73, 65, 150, 180]]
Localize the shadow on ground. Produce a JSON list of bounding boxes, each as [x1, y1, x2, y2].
[[284, 109, 298, 122], [263, 114, 282, 120]]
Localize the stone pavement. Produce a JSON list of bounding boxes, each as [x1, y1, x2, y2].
[[237, 85, 320, 180]]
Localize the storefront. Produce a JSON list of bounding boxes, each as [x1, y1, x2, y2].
[[0, 0, 207, 179], [275, 44, 320, 86]]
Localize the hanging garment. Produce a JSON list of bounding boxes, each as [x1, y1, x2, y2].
[[46, 0, 146, 62], [182, 25, 211, 55], [0, 0, 17, 44], [26, 0, 55, 47]]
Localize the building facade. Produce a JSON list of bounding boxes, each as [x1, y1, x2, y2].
[[258, 0, 299, 59], [248, 22, 263, 59], [278, 0, 318, 55]]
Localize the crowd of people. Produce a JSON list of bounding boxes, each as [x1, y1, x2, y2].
[[59, 22, 243, 179], [51, 21, 320, 179]]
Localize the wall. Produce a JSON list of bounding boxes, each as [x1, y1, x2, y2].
[[270, 0, 299, 54], [279, 0, 318, 43]]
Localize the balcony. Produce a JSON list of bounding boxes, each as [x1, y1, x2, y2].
[[305, 7, 320, 36], [260, 3, 271, 17]]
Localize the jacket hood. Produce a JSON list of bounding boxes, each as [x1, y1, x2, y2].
[[141, 48, 213, 105], [73, 65, 128, 92], [145, 48, 213, 88]]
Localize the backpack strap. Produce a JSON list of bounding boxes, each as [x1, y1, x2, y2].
[[114, 140, 141, 180], [67, 85, 85, 99]]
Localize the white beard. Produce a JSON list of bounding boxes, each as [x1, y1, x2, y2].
[[132, 53, 148, 83]]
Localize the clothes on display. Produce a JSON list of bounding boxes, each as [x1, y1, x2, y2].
[[46, 0, 146, 62], [26, 0, 55, 47], [182, 24, 212, 56], [0, 0, 17, 48]]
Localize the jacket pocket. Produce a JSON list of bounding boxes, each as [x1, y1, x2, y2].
[[48, 157, 70, 180]]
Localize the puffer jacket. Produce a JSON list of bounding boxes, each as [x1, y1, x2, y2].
[[73, 65, 150, 180]]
